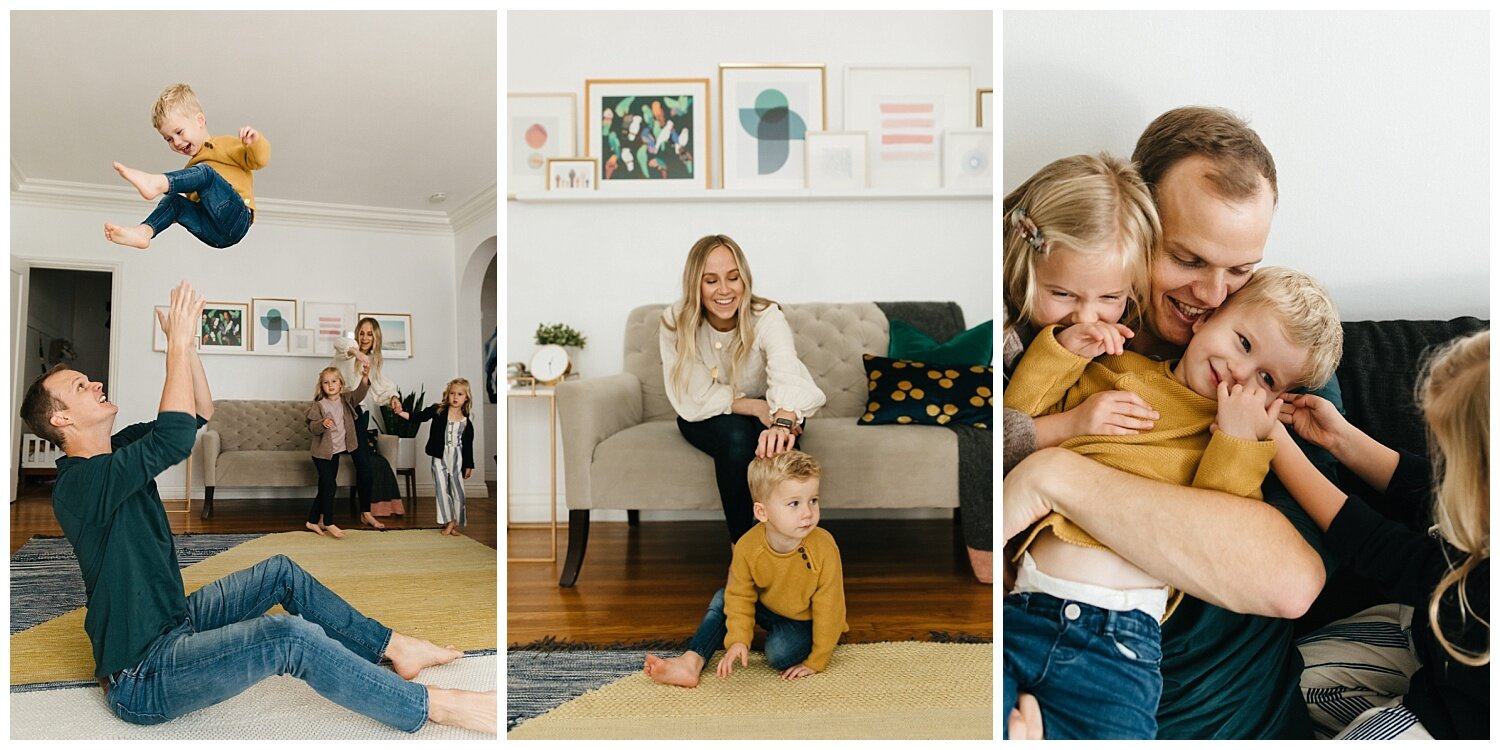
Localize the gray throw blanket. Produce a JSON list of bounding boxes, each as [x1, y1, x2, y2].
[[875, 302, 992, 550]]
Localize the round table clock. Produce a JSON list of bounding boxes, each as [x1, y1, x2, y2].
[[529, 344, 571, 385]]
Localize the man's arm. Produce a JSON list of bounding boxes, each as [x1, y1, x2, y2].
[[1005, 448, 1324, 618], [187, 338, 214, 421], [158, 281, 202, 415]]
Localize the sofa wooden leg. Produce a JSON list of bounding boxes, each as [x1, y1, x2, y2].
[[201, 487, 215, 520], [627, 509, 640, 526], [558, 510, 590, 587]]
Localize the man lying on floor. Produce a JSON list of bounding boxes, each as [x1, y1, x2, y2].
[[18, 280, 495, 734]]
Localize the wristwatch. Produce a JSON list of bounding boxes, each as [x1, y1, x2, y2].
[[773, 417, 796, 432]]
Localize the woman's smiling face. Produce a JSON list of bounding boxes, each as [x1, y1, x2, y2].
[[700, 244, 744, 329]]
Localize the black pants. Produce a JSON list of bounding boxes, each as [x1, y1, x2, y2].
[[349, 409, 376, 513], [309, 451, 350, 525], [676, 414, 802, 543]]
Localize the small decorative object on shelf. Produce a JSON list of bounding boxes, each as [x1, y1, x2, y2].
[[805, 131, 868, 192], [534, 322, 587, 349], [545, 158, 598, 191], [942, 129, 992, 190], [529, 345, 571, 386]]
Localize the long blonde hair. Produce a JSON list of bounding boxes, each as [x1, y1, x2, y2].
[[314, 366, 346, 401], [356, 317, 385, 374], [443, 378, 473, 419], [662, 234, 772, 397], [1418, 329, 1489, 666], [1002, 153, 1157, 334]]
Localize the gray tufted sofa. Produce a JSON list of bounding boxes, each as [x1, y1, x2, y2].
[[200, 399, 396, 521], [555, 301, 968, 586]]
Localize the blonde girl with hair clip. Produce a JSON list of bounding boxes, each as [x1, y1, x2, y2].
[[392, 378, 474, 536], [1269, 329, 1489, 739], [306, 365, 371, 539], [661, 234, 826, 545]]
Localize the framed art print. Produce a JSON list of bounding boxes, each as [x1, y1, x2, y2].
[[805, 131, 868, 192], [943, 129, 992, 190], [289, 329, 315, 356], [302, 301, 357, 356], [586, 78, 711, 191], [844, 65, 972, 190], [199, 302, 248, 354], [359, 312, 413, 359], [508, 93, 577, 195], [545, 158, 598, 191], [250, 297, 296, 354], [718, 64, 826, 190], [977, 88, 993, 128]]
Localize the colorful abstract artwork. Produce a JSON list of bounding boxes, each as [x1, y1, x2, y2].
[[720, 65, 825, 190], [586, 79, 711, 190], [251, 297, 297, 353], [199, 302, 248, 354], [508, 94, 576, 194]]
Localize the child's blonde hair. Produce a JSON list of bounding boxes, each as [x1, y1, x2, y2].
[[151, 83, 203, 129], [1002, 153, 1157, 333], [747, 450, 822, 506], [1217, 266, 1343, 390], [443, 378, 473, 418], [1417, 329, 1489, 666], [314, 366, 345, 401]]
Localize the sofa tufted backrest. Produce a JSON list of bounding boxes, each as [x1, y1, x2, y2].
[[626, 302, 951, 422], [208, 400, 315, 452]]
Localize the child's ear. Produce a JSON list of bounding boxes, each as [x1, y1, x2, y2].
[[752, 502, 768, 522], [195, 111, 206, 128]]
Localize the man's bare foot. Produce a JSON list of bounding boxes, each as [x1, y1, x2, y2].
[[323, 524, 345, 539], [643, 652, 705, 688], [104, 223, 153, 250], [113, 162, 168, 200], [426, 686, 496, 734], [361, 512, 386, 530], [305, 522, 326, 536], [386, 632, 462, 680]]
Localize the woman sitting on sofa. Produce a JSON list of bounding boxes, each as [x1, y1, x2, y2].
[[660, 234, 826, 544]]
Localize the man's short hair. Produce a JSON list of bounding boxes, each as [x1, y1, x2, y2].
[[1222, 266, 1343, 390], [151, 83, 203, 129], [1132, 106, 1278, 205], [20, 364, 69, 448], [748, 450, 822, 506]]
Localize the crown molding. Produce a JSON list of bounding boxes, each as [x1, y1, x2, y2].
[[10, 177, 467, 235], [448, 183, 498, 233]]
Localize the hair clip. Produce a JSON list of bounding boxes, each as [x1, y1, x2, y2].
[[1009, 208, 1045, 251]]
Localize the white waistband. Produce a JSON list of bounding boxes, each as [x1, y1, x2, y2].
[[1012, 552, 1169, 621]]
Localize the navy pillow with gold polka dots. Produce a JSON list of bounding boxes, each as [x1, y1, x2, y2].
[[859, 354, 992, 429]]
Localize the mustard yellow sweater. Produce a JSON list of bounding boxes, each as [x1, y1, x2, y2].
[[1003, 324, 1276, 555], [185, 134, 271, 212], [725, 524, 848, 672]]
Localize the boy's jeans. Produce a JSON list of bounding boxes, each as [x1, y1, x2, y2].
[[142, 163, 252, 248], [104, 554, 428, 732], [686, 587, 814, 670], [1003, 592, 1162, 739]]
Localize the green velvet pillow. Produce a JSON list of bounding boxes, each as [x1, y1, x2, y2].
[[858, 354, 992, 428], [888, 319, 994, 367]]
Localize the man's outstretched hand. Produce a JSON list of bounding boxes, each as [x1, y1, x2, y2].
[[157, 280, 204, 349]]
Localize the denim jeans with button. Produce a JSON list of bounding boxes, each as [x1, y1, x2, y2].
[[686, 587, 815, 670], [105, 554, 428, 732], [142, 163, 252, 248], [1003, 591, 1162, 739]]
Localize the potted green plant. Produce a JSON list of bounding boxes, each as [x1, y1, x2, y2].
[[381, 385, 426, 470]]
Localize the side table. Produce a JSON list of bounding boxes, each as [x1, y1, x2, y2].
[[507, 383, 559, 562]]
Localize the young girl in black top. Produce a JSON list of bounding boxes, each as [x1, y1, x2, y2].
[[1270, 330, 1488, 739]]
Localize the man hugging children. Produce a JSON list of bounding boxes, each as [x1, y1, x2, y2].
[[1003, 266, 1343, 739], [645, 450, 848, 687], [105, 83, 269, 250]]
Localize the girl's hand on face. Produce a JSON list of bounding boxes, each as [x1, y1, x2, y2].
[[1054, 321, 1134, 358], [1277, 393, 1350, 453]]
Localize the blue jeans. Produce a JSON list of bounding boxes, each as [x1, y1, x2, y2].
[[104, 554, 428, 731], [1003, 592, 1162, 739], [686, 588, 814, 670], [142, 163, 252, 248]]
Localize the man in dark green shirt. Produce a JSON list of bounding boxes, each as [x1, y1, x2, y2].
[[20, 280, 495, 735]]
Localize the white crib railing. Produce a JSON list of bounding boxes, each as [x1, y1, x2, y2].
[[19, 433, 63, 469]]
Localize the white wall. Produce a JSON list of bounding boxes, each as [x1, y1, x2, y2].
[[507, 10, 994, 521], [1004, 11, 1489, 321], [12, 198, 490, 499]]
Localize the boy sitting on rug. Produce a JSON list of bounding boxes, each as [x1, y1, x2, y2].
[[644, 450, 848, 687], [105, 83, 269, 250]]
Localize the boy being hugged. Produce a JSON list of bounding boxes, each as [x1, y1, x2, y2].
[[105, 83, 269, 250], [645, 450, 848, 686]]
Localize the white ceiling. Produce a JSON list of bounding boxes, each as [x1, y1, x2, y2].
[[11, 10, 497, 216]]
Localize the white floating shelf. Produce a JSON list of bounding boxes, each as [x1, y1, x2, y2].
[[509, 188, 993, 204]]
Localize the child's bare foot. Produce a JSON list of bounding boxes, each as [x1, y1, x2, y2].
[[113, 162, 168, 200], [643, 652, 705, 688], [443, 522, 458, 536], [104, 223, 153, 250], [323, 524, 345, 539], [386, 631, 463, 680], [305, 522, 326, 536], [426, 686, 497, 734], [361, 512, 386, 530]]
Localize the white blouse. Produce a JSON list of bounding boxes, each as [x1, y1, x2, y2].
[[330, 336, 401, 431], [659, 302, 826, 423]]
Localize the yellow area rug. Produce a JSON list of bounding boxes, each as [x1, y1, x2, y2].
[[11, 530, 496, 686], [506, 641, 992, 739]]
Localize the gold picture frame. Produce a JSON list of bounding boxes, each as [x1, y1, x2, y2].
[[585, 77, 712, 190], [977, 87, 992, 128], [358, 311, 414, 359], [718, 63, 827, 190], [544, 157, 599, 191]]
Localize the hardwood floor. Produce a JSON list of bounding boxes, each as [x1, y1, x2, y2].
[[9, 478, 499, 555], [507, 518, 993, 647]]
